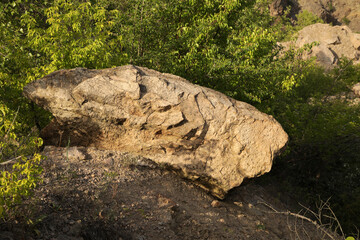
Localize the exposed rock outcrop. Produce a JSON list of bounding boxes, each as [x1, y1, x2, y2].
[[270, 0, 360, 33], [281, 23, 360, 68], [269, 0, 299, 17], [296, 0, 339, 25], [353, 83, 360, 97], [23, 65, 288, 198], [297, 0, 360, 33]]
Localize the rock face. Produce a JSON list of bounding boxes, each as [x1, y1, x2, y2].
[[353, 83, 360, 97], [270, 0, 360, 33], [23, 65, 288, 198], [269, 0, 299, 17], [297, 0, 360, 33], [281, 23, 360, 68]]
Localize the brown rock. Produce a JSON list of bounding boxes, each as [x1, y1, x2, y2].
[[281, 23, 360, 68], [352, 83, 360, 97], [269, 0, 296, 17], [23, 65, 288, 198], [211, 200, 221, 208], [271, 0, 360, 33]]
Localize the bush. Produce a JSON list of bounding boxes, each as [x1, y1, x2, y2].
[[0, 105, 44, 218], [282, 10, 324, 41], [261, 60, 360, 235]]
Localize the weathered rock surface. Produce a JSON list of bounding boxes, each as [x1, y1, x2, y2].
[[23, 65, 288, 198], [353, 83, 360, 97], [297, 0, 360, 33], [281, 23, 360, 68], [269, 0, 299, 17], [270, 0, 360, 33]]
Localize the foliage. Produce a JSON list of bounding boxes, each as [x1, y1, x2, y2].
[[0, 106, 43, 160], [0, 154, 43, 218], [1, 0, 129, 129], [262, 60, 360, 235], [282, 10, 324, 41], [114, 0, 298, 103], [0, 105, 43, 218], [342, 17, 351, 26], [0, 0, 132, 221], [296, 10, 324, 28]]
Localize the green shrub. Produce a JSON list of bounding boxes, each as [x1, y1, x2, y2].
[[342, 17, 351, 25], [0, 154, 43, 218], [0, 105, 44, 218], [297, 10, 324, 27], [282, 10, 324, 41], [261, 60, 360, 235]]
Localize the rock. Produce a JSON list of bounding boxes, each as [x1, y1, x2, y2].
[[211, 200, 221, 208], [297, 0, 338, 25], [63, 147, 86, 161], [350, 33, 360, 50], [272, 0, 360, 33], [352, 83, 360, 97], [309, 44, 337, 66], [281, 23, 360, 68], [304, 0, 360, 33], [23, 65, 288, 198], [269, 0, 297, 17]]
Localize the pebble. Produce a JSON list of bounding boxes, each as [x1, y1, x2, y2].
[[211, 200, 221, 208], [63, 147, 86, 161], [234, 201, 243, 207]]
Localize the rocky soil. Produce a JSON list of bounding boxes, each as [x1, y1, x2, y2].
[[0, 146, 341, 240]]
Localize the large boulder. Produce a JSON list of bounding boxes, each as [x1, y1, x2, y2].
[[23, 65, 288, 198], [281, 23, 360, 68]]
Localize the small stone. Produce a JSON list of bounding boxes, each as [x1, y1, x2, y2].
[[104, 158, 114, 165], [352, 82, 360, 97], [63, 147, 86, 161], [211, 200, 221, 208]]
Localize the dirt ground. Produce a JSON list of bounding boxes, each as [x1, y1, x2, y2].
[[0, 146, 341, 240]]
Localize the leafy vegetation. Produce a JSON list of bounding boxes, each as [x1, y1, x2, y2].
[[0, 0, 359, 236], [0, 105, 43, 218], [282, 10, 324, 41], [261, 60, 360, 235]]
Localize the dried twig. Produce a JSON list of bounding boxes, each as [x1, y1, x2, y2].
[[0, 155, 32, 166], [0, 156, 22, 165], [259, 201, 338, 240], [299, 198, 345, 239]]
